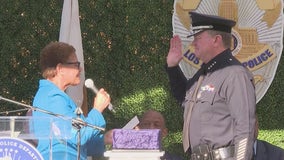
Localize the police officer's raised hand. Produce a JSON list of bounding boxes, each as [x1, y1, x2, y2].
[[167, 35, 183, 67]]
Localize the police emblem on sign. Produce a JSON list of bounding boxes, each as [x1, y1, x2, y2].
[[172, 0, 283, 103], [0, 137, 43, 160]]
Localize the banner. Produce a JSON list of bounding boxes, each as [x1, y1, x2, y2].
[[172, 0, 284, 103], [59, 0, 85, 108]]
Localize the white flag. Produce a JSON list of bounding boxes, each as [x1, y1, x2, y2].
[[59, 0, 85, 108]]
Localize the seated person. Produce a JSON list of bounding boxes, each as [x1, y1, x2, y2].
[[137, 109, 183, 160], [253, 116, 284, 160], [88, 109, 183, 160]]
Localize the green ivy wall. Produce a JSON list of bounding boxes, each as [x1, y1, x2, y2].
[[0, 0, 283, 158]]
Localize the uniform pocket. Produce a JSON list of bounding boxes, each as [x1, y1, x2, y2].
[[198, 89, 216, 105], [197, 90, 216, 122], [182, 89, 194, 119]]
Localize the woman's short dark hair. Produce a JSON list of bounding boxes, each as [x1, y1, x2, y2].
[[40, 42, 75, 78]]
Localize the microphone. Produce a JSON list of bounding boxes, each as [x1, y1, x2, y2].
[[84, 79, 115, 112]]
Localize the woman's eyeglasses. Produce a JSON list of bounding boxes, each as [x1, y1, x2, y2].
[[62, 61, 80, 69]]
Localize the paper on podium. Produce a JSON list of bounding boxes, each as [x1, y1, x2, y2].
[[122, 116, 139, 129]]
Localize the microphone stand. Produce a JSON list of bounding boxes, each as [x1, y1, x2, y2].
[[74, 106, 84, 160], [0, 96, 105, 160], [0, 108, 29, 115], [0, 96, 105, 131]]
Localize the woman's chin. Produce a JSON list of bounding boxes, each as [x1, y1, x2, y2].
[[72, 79, 81, 86]]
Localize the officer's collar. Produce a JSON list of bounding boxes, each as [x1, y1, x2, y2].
[[201, 49, 234, 74], [186, 49, 239, 90]]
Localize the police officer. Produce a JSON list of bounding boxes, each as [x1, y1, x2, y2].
[[166, 12, 256, 160]]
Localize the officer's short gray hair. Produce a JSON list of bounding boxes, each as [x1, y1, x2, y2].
[[207, 30, 232, 49]]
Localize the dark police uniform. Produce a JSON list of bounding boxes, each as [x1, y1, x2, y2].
[[166, 12, 256, 160]]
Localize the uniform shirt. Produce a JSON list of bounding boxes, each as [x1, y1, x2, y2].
[[32, 79, 106, 160], [166, 49, 256, 159]]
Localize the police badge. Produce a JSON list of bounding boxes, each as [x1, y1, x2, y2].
[[172, 0, 284, 103]]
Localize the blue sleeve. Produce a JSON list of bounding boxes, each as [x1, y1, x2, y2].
[[71, 108, 106, 146], [84, 108, 106, 128], [38, 94, 106, 146], [87, 134, 105, 157]]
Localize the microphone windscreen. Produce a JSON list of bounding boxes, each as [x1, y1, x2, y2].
[[84, 79, 94, 88]]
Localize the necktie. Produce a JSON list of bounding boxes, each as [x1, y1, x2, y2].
[[182, 75, 204, 152]]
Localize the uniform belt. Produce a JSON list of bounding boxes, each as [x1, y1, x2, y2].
[[191, 145, 234, 160]]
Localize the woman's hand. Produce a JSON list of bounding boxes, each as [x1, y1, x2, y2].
[[93, 88, 111, 112]]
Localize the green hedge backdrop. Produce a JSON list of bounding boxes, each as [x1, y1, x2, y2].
[[0, 0, 283, 159]]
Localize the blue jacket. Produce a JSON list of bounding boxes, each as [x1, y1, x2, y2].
[[32, 79, 106, 160]]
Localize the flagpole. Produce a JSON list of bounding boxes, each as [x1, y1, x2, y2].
[[59, 0, 86, 159], [59, 0, 86, 111]]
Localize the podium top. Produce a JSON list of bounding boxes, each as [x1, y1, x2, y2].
[[0, 116, 72, 139]]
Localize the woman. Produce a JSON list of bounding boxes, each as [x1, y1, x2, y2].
[[32, 41, 110, 160]]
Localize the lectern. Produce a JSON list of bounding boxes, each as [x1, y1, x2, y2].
[[0, 116, 71, 160]]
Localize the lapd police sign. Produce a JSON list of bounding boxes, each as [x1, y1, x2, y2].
[[172, 0, 284, 103], [0, 137, 43, 160]]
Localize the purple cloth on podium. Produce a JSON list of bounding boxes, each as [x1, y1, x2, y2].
[[112, 129, 161, 150]]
